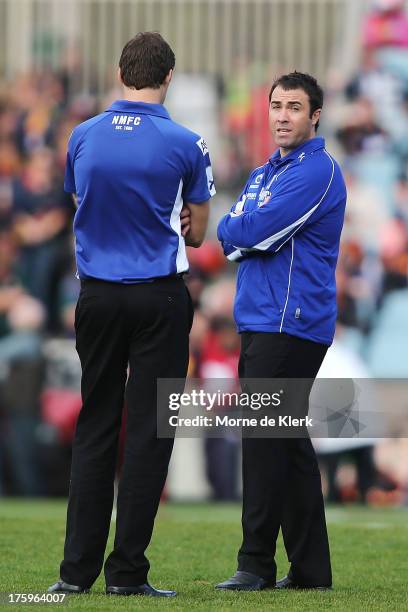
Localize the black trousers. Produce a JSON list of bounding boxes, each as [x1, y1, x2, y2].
[[60, 276, 193, 588], [237, 332, 332, 587]]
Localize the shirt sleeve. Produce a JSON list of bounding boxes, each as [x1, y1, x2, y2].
[[220, 240, 246, 262], [217, 169, 258, 262], [217, 155, 335, 252], [64, 131, 76, 194], [183, 136, 216, 203]]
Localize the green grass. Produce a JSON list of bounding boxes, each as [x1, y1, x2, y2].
[[1, 500, 407, 610]]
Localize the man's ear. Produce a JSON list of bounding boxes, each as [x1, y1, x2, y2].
[[312, 108, 321, 127], [164, 69, 173, 86], [117, 67, 122, 84]]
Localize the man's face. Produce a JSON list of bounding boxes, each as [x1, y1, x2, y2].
[[269, 85, 321, 155]]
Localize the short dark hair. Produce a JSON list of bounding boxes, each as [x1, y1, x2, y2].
[[119, 32, 175, 90], [269, 71, 324, 130]]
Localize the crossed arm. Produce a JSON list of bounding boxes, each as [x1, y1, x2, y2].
[[180, 200, 210, 248], [217, 159, 334, 261]]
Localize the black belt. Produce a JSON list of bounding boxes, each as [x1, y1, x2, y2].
[[81, 273, 185, 285]]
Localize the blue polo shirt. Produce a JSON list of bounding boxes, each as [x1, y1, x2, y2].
[[65, 100, 215, 282]]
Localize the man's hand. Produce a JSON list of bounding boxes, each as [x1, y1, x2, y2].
[[180, 205, 191, 237], [183, 201, 210, 247]]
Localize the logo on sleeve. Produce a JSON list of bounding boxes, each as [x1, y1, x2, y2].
[[206, 165, 216, 196], [257, 188, 271, 207], [196, 137, 209, 155], [250, 173, 264, 188], [231, 194, 246, 217]]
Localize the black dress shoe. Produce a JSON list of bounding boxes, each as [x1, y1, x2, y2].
[[47, 580, 90, 594], [106, 584, 176, 597], [275, 575, 332, 591], [216, 571, 275, 591]]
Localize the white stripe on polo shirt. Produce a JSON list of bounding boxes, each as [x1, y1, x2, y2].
[[169, 179, 189, 273]]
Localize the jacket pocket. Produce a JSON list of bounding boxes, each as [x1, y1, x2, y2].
[[262, 257, 286, 314]]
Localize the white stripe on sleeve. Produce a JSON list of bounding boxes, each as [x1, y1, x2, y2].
[[252, 152, 335, 252], [227, 249, 244, 261]]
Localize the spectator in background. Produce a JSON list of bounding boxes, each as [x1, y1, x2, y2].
[[0, 220, 46, 495], [12, 71, 66, 157], [0, 144, 18, 238], [0, 295, 45, 496], [336, 240, 366, 330], [342, 171, 389, 251], [200, 315, 240, 501], [0, 96, 19, 142], [11, 147, 73, 332], [380, 216, 408, 294], [336, 97, 390, 161], [363, 0, 408, 51], [362, 0, 408, 110], [313, 332, 403, 505], [337, 97, 404, 215], [0, 98, 21, 225], [345, 49, 408, 162], [0, 220, 24, 337], [345, 58, 403, 145]]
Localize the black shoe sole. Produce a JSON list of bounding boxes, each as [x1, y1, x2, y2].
[[216, 583, 275, 591], [106, 587, 176, 597], [275, 584, 332, 591]]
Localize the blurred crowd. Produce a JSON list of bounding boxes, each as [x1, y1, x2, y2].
[[0, 0, 408, 504], [331, 0, 408, 349]]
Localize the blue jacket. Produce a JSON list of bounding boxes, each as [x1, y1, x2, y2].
[[217, 137, 346, 345]]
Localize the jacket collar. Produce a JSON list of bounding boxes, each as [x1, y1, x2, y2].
[[106, 100, 171, 119], [269, 136, 325, 166]]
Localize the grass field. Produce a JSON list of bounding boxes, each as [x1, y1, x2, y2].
[[1, 500, 408, 611]]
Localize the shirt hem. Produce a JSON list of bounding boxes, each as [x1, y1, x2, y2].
[[186, 192, 216, 203], [236, 323, 332, 346], [78, 269, 189, 284]]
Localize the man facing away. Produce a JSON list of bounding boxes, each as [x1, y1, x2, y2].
[[48, 32, 215, 597], [216, 72, 347, 591]]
